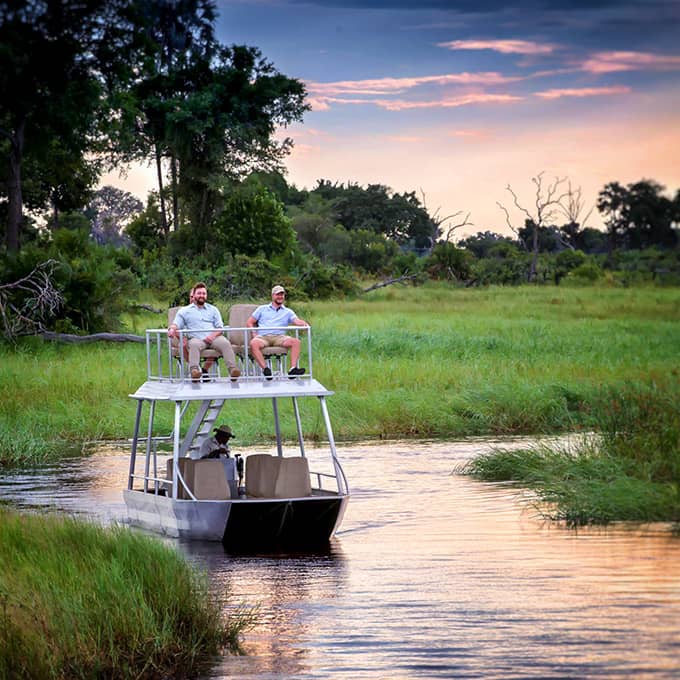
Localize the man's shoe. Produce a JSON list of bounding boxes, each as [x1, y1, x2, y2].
[[190, 365, 202, 382], [263, 366, 273, 381], [201, 367, 211, 383], [288, 366, 305, 379], [229, 367, 241, 382]]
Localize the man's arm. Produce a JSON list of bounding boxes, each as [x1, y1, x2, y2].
[[246, 314, 261, 337], [168, 310, 184, 338]]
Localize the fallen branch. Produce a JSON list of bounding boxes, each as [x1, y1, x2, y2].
[[40, 331, 146, 344], [132, 303, 164, 313], [363, 273, 418, 292]]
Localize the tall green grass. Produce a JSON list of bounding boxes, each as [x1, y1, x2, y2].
[[460, 379, 680, 525], [1, 284, 679, 465], [0, 509, 251, 679]]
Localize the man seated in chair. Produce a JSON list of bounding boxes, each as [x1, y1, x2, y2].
[[247, 285, 309, 380], [168, 281, 240, 382]]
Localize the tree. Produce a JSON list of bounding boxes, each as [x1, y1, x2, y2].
[[181, 183, 295, 262], [458, 231, 516, 258], [311, 180, 438, 249], [86, 186, 143, 246], [498, 172, 576, 282], [426, 242, 474, 281], [0, 0, 143, 251], [597, 179, 679, 250], [115, 1, 308, 237]]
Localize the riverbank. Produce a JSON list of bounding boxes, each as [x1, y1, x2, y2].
[[0, 509, 250, 678], [2, 284, 679, 465], [459, 379, 680, 525]]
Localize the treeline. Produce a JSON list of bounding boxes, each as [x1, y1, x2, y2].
[[1, 2, 679, 338], [1, 170, 678, 340]]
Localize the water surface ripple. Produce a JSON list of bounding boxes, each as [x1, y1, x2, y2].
[[1, 439, 679, 679]]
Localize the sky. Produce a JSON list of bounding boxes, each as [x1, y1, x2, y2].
[[105, 0, 680, 238]]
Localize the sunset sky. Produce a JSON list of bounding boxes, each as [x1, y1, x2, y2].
[[107, 0, 680, 237]]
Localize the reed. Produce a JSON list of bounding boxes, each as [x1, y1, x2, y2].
[[0, 509, 251, 679], [459, 378, 680, 525], [1, 283, 679, 465]]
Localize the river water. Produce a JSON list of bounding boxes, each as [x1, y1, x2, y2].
[[1, 439, 679, 679]]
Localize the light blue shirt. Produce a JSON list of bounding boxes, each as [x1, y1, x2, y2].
[[174, 302, 224, 340], [252, 303, 298, 336]]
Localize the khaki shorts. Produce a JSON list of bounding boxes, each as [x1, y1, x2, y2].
[[254, 334, 290, 347]]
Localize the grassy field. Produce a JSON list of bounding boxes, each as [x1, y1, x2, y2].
[[1, 283, 679, 464], [0, 509, 250, 679]]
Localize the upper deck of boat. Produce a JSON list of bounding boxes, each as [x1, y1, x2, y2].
[[130, 324, 333, 402], [130, 376, 333, 402]]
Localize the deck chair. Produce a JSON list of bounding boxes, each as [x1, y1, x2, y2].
[[168, 307, 221, 377], [274, 457, 312, 498], [244, 453, 280, 498], [227, 303, 288, 375]]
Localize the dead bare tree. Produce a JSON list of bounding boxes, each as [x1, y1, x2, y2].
[[497, 172, 571, 282], [420, 189, 473, 244], [554, 181, 595, 250], [0, 260, 63, 341]]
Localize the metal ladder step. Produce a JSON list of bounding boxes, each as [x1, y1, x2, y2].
[[179, 399, 225, 458]]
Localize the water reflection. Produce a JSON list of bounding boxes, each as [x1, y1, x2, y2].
[[1, 438, 679, 678]]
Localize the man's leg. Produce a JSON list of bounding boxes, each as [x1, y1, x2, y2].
[[281, 337, 301, 366], [249, 336, 268, 369], [187, 338, 206, 380], [211, 335, 240, 379]]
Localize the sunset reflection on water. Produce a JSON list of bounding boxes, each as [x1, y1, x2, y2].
[[1, 438, 679, 678]]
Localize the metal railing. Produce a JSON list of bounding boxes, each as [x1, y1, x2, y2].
[[144, 324, 313, 382]]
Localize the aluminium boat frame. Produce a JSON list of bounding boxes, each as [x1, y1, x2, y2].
[[123, 322, 349, 551]]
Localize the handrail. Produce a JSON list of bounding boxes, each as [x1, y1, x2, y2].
[[145, 324, 312, 382]]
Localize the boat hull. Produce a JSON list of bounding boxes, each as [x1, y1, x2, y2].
[[124, 489, 349, 548]]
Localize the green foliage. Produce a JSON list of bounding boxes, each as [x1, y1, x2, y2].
[[460, 378, 680, 525], [598, 179, 679, 250], [0, 509, 249, 678], [426, 241, 474, 281], [211, 183, 296, 259], [471, 242, 529, 285], [566, 261, 603, 284], [1, 229, 137, 334], [552, 249, 587, 284]]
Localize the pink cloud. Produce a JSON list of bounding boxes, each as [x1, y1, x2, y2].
[[306, 71, 518, 96], [535, 86, 631, 99], [307, 96, 332, 111], [580, 50, 680, 74], [438, 39, 556, 55], [316, 93, 522, 111]]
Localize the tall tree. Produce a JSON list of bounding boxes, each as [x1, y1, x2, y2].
[[115, 1, 308, 238], [497, 172, 573, 282], [0, 0, 142, 251], [597, 179, 679, 250]]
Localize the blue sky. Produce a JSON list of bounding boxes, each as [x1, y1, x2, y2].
[[109, 0, 680, 236]]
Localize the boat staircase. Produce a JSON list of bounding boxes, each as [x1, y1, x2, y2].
[[177, 398, 226, 458]]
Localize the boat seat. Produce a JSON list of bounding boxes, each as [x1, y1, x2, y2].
[[274, 456, 312, 498], [166, 458, 237, 499], [168, 306, 221, 375], [245, 454, 311, 499], [227, 303, 288, 374], [244, 453, 280, 498]]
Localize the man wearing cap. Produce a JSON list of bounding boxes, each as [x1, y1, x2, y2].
[[247, 285, 309, 379], [196, 424, 235, 459]]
